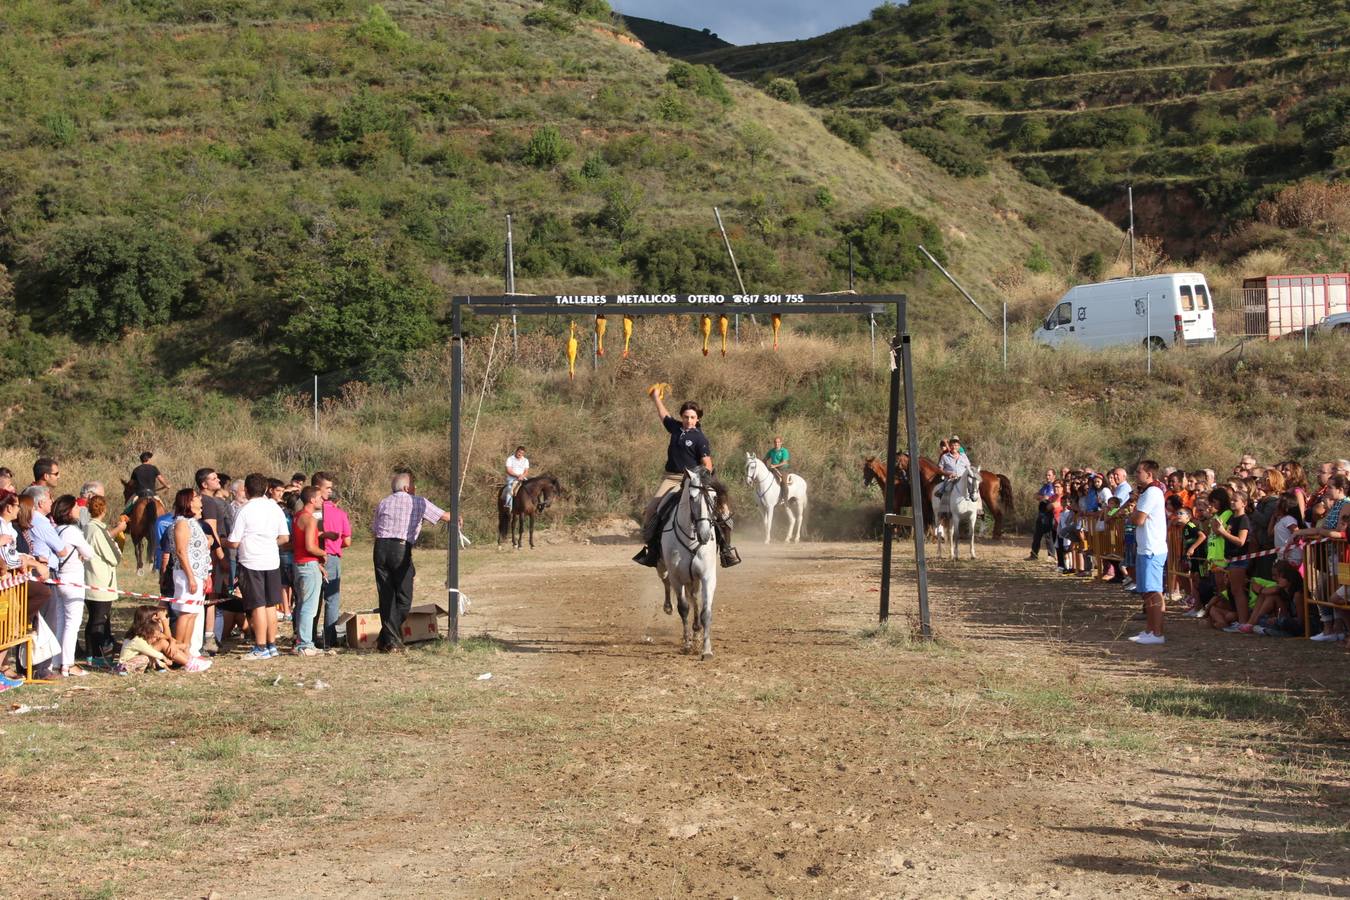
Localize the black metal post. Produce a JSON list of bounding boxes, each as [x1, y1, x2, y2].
[[900, 314, 931, 637], [879, 302, 902, 624], [448, 301, 463, 644]]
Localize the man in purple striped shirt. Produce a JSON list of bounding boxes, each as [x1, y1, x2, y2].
[[371, 468, 451, 652]]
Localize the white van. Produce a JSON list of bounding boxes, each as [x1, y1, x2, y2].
[[1033, 272, 1218, 349]]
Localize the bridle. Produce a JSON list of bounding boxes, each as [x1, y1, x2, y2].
[[664, 472, 717, 581], [747, 458, 776, 506]]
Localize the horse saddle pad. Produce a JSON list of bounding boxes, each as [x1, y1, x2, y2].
[[655, 491, 681, 526]]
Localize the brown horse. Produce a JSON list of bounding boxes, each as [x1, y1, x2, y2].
[[122, 479, 165, 575], [497, 475, 563, 549], [864, 455, 1014, 538]]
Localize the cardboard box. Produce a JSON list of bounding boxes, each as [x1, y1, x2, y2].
[[336, 604, 446, 649]]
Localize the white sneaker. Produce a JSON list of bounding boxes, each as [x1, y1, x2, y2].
[[1310, 632, 1345, 642], [1133, 632, 1165, 645], [1122, 580, 1136, 591], [1222, 623, 1242, 633], [1183, 607, 1207, 618]]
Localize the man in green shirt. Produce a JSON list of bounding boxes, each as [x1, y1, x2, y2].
[[765, 436, 790, 506]]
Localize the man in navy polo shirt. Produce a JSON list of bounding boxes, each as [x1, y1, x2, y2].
[[633, 386, 739, 569]]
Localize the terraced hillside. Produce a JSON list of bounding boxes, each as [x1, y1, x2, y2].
[[0, 0, 1123, 450], [695, 0, 1350, 253]]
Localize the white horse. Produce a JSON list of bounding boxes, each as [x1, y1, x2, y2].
[[932, 465, 982, 560], [744, 452, 808, 543], [656, 467, 719, 660]]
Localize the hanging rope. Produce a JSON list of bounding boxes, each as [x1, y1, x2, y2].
[[459, 319, 502, 503]]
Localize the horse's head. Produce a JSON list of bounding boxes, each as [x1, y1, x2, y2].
[[744, 452, 759, 485], [536, 476, 563, 510], [961, 466, 980, 502], [121, 478, 135, 502], [684, 467, 715, 546], [862, 456, 878, 488]]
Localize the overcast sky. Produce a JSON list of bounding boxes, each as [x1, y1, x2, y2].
[[612, 0, 879, 44]]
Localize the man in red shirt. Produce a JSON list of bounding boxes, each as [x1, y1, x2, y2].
[[312, 471, 352, 651]]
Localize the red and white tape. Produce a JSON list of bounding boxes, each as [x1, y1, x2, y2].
[[31, 574, 207, 607], [1211, 536, 1333, 565]]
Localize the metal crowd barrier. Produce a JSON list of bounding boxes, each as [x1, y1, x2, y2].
[[1303, 537, 1349, 638], [1077, 511, 1124, 576], [0, 572, 33, 681]]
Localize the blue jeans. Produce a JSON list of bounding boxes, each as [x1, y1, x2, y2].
[[320, 554, 343, 648], [292, 560, 322, 651]]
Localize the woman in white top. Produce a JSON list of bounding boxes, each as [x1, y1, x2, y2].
[[50, 495, 95, 678], [170, 488, 213, 656]]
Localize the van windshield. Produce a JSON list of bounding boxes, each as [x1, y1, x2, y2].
[[1194, 284, 1211, 310], [1180, 285, 1194, 312]]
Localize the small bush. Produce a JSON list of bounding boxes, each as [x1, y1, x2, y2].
[[666, 61, 732, 106], [1255, 179, 1350, 233], [832, 206, 945, 284], [579, 153, 609, 180], [900, 127, 989, 177], [764, 77, 801, 104], [824, 111, 873, 152], [521, 125, 573, 168], [1077, 250, 1105, 280], [350, 5, 408, 48], [1024, 243, 1053, 274], [544, 0, 611, 19], [42, 111, 78, 148], [522, 8, 573, 32]]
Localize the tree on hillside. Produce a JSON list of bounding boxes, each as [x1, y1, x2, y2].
[[280, 238, 438, 383], [832, 206, 945, 284], [38, 218, 195, 340]]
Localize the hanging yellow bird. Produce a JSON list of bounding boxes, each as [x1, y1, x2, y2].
[[646, 381, 672, 399], [700, 314, 712, 356], [566, 321, 578, 381], [622, 315, 633, 358], [772, 313, 782, 350], [595, 314, 607, 357], [718, 313, 729, 357]]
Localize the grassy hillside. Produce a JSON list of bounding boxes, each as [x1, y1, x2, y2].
[[694, 0, 1350, 257], [619, 13, 732, 54], [0, 0, 1121, 454]]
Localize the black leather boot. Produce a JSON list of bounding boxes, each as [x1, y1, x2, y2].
[[719, 544, 742, 568]]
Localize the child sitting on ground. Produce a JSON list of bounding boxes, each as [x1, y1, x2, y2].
[[1245, 560, 1304, 636], [116, 606, 210, 673]]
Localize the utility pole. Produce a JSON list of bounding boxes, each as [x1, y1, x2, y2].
[[506, 214, 517, 354], [714, 207, 747, 342], [1128, 185, 1136, 278]]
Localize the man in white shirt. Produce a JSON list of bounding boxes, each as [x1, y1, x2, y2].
[[503, 446, 530, 512], [1128, 460, 1168, 646], [225, 473, 290, 661]]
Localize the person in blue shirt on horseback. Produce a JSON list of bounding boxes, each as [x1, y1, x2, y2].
[[633, 384, 740, 570], [937, 435, 972, 499]]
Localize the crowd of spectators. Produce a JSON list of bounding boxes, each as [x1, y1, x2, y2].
[[1029, 455, 1350, 646], [0, 455, 450, 690]]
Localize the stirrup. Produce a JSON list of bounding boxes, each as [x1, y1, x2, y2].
[[719, 546, 742, 568], [633, 546, 659, 568]]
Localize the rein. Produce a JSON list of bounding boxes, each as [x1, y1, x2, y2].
[[663, 476, 715, 583]]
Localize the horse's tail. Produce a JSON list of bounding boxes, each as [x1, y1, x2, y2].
[[497, 503, 510, 541], [998, 474, 1014, 515]]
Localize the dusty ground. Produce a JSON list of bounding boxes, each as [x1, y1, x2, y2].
[[3, 536, 1348, 898]]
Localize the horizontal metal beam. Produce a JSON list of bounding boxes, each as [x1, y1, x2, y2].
[[467, 303, 893, 317], [456, 293, 903, 317]]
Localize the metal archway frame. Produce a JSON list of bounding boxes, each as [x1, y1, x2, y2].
[[446, 293, 930, 642]]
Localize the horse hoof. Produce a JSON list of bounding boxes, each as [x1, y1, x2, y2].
[[700, 651, 712, 661], [663, 600, 672, 614], [135, 568, 144, 578]]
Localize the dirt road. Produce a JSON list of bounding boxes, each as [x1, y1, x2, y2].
[[8, 538, 1348, 898], [226, 539, 1350, 898]]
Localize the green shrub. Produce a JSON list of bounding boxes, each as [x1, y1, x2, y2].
[[1009, 117, 1050, 151], [1051, 108, 1155, 149], [279, 239, 438, 383], [1019, 163, 1056, 189], [350, 5, 408, 48], [332, 88, 414, 165], [39, 218, 195, 340], [666, 61, 733, 106], [1077, 250, 1105, 280], [899, 127, 989, 177], [544, 0, 611, 19], [655, 89, 691, 122], [1024, 243, 1053, 273], [521, 125, 573, 168], [523, 7, 573, 32], [764, 78, 801, 104], [824, 111, 873, 152], [831, 206, 944, 284], [580, 153, 609, 180], [593, 178, 644, 240], [625, 225, 778, 292], [42, 111, 78, 148]]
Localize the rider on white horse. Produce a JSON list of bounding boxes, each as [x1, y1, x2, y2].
[[764, 436, 790, 506], [936, 435, 972, 500], [633, 386, 740, 569]]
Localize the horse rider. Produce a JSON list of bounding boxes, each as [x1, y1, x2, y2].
[[125, 450, 170, 515], [633, 386, 740, 569], [503, 446, 529, 512], [765, 436, 791, 507], [936, 435, 972, 500]]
